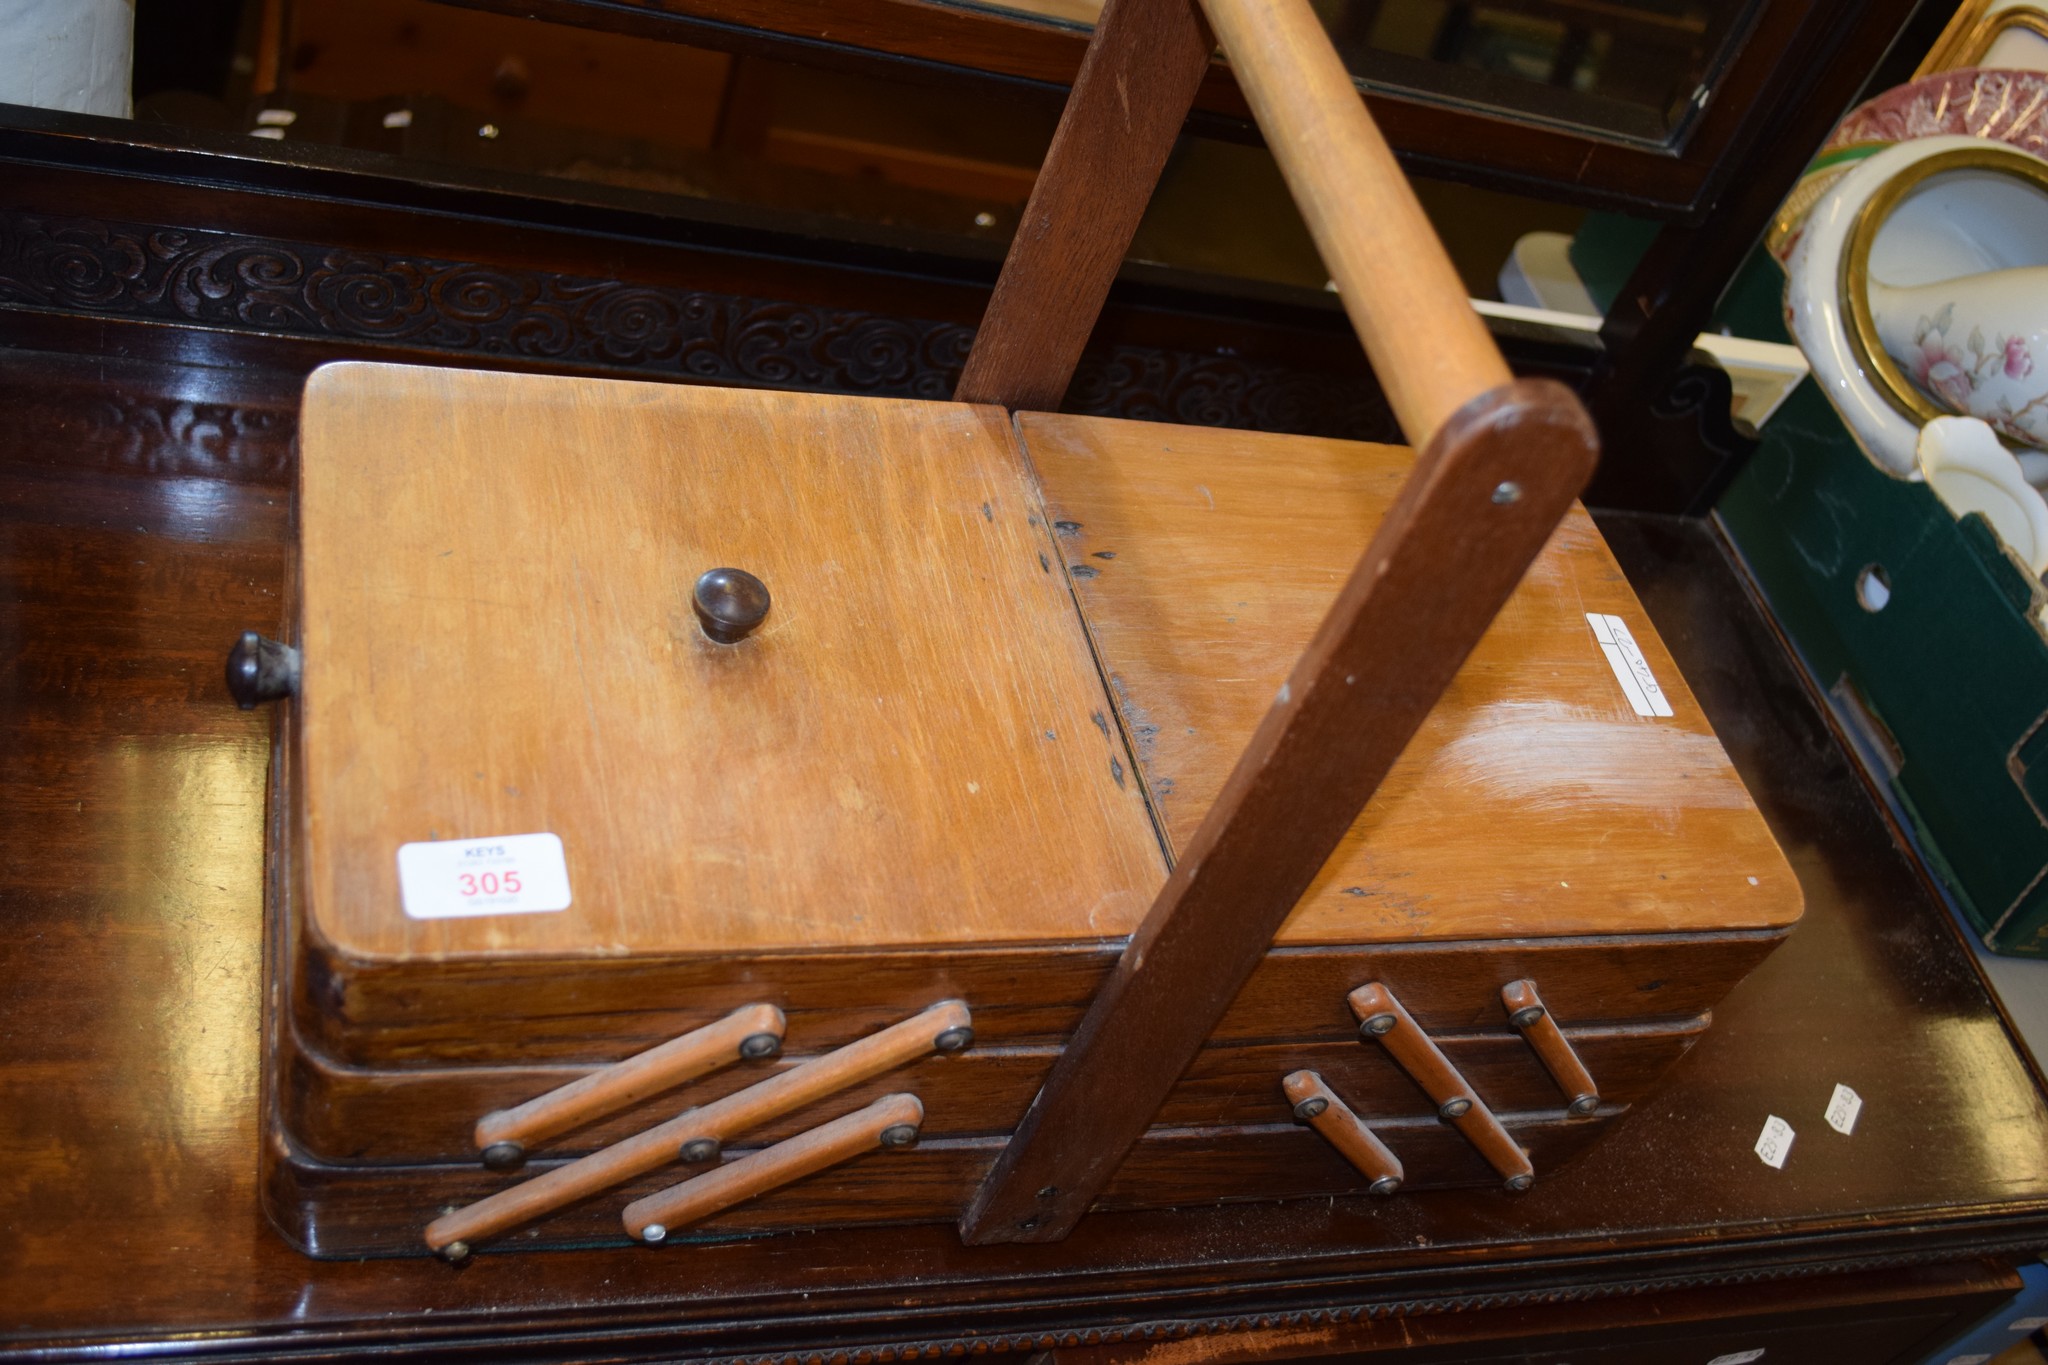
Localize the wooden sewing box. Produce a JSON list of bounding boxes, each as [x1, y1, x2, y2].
[[245, 0, 1801, 1262], [254, 361, 1801, 1257]]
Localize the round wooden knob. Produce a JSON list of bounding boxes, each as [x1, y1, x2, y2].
[[225, 631, 300, 709], [693, 568, 771, 644]]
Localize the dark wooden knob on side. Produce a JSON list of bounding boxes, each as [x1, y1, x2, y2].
[[693, 568, 772, 644], [225, 631, 300, 709]]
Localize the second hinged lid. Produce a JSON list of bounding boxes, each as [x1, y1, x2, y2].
[[1020, 411, 1803, 946]]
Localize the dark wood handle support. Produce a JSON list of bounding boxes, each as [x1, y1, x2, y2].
[[622, 1093, 925, 1242], [424, 1000, 969, 1260], [957, 378, 1592, 1244], [953, 0, 1213, 410], [1282, 1070, 1403, 1195], [1501, 979, 1601, 1116], [1349, 983, 1534, 1192], [952, 0, 1596, 1244], [472, 1003, 787, 1170]]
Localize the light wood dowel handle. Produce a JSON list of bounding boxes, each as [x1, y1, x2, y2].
[[423, 1000, 970, 1259], [472, 1003, 786, 1167], [622, 1093, 925, 1241], [1348, 982, 1534, 1191], [1283, 1070, 1403, 1194], [1346, 982, 1476, 1119], [1197, 0, 1512, 447], [1501, 979, 1601, 1117]]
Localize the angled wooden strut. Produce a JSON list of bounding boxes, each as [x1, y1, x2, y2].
[[958, 0, 1600, 1244], [953, 0, 1214, 410]]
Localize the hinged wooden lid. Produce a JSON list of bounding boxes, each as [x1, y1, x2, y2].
[[296, 364, 1164, 966], [1020, 412, 1803, 945]]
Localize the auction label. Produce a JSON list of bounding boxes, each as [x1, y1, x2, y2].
[[1753, 1114, 1794, 1170], [1824, 1083, 1863, 1135], [398, 832, 572, 920], [1587, 613, 1674, 718]]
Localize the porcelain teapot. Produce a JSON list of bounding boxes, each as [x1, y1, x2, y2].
[[1781, 130, 2048, 576], [1784, 134, 2048, 479]]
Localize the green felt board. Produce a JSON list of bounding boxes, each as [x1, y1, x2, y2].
[[1718, 381, 2048, 956]]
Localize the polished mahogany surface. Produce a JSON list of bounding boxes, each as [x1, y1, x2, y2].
[[2, 344, 2046, 1359]]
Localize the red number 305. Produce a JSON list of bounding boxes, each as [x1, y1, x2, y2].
[[458, 870, 522, 896]]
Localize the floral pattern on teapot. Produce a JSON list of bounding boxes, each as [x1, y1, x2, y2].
[[1873, 272, 2048, 450]]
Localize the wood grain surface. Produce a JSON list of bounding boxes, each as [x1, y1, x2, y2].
[[290, 374, 1793, 1069], [294, 922, 1779, 1066], [1024, 411, 1805, 943], [296, 364, 1162, 964]]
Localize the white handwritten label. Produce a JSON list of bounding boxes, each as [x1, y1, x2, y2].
[[398, 833, 572, 920], [1708, 1351, 1765, 1365], [1754, 1115, 1794, 1169], [1824, 1083, 1863, 1135], [2010, 1317, 2048, 1332], [1587, 613, 1674, 718]]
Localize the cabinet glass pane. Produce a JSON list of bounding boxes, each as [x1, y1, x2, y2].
[[945, 0, 1762, 144]]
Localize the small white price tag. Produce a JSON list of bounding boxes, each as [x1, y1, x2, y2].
[[1754, 1115, 1794, 1169], [1587, 613, 1674, 718], [398, 832, 572, 920], [1707, 1351, 1765, 1365], [1824, 1083, 1862, 1135]]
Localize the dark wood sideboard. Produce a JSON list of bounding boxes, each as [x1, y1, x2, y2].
[[2, 8, 2047, 1354]]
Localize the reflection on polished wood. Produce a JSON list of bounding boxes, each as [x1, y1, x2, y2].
[[1025, 413, 1800, 942], [1, 346, 2046, 1358]]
